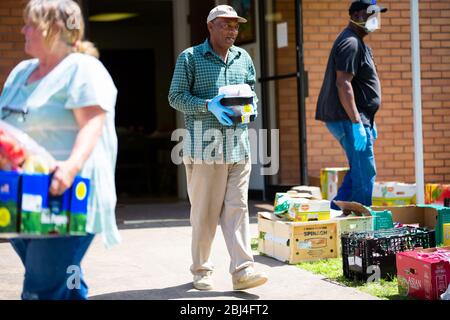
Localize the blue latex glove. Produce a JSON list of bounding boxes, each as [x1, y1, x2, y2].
[[372, 122, 378, 140], [352, 122, 367, 152], [207, 94, 234, 126]]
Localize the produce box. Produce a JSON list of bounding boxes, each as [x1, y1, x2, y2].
[[331, 201, 374, 256], [258, 212, 337, 264], [334, 216, 373, 257], [333, 200, 392, 230], [342, 227, 435, 282], [396, 247, 450, 300], [320, 167, 349, 200], [20, 173, 51, 235], [287, 198, 330, 222], [372, 204, 450, 245], [372, 182, 416, 206], [274, 187, 322, 215], [425, 183, 450, 205], [289, 186, 322, 199], [0, 173, 90, 237], [68, 176, 89, 235], [0, 171, 20, 235], [444, 223, 450, 246]]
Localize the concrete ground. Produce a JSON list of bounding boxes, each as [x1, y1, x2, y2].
[[0, 200, 378, 300]]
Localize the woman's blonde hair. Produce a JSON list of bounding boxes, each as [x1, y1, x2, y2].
[[24, 0, 99, 58]]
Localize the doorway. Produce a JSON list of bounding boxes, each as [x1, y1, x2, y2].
[[85, 0, 178, 199], [258, 0, 308, 199]]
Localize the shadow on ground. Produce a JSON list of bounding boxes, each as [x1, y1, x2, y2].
[[116, 200, 272, 230], [89, 282, 259, 300]]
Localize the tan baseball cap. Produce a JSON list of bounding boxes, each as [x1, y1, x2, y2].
[[206, 5, 247, 24]]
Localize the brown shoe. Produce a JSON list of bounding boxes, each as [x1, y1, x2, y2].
[[233, 271, 268, 290]]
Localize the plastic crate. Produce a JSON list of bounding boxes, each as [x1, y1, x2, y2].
[[341, 227, 436, 282]]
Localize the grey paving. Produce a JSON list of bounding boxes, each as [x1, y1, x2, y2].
[[0, 200, 377, 300]]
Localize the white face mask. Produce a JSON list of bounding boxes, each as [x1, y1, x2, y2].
[[351, 15, 380, 33], [365, 16, 379, 32]]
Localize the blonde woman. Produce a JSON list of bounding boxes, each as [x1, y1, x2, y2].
[[0, 0, 120, 299]]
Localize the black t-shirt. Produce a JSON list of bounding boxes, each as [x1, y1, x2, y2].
[[315, 27, 381, 126]]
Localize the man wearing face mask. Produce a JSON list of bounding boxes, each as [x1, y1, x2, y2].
[[315, 0, 388, 210]]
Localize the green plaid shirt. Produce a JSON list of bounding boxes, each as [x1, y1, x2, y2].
[[168, 39, 257, 163]]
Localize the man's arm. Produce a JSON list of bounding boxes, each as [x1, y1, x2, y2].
[[168, 52, 209, 115], [336, 70, 361, 123], [336, 70, 367, 151]]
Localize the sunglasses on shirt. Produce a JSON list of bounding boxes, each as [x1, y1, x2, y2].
[[1, 106, 28, 122]]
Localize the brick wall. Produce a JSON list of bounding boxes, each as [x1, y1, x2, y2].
[[1, 0, 449, 185], [303, 0, 450, 184], [0, 0, 28, 88]]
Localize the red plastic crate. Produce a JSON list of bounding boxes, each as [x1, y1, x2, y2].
[[396, 247, 450, 300]]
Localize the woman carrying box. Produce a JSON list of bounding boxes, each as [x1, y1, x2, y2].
[[0, 0, 120, 300]]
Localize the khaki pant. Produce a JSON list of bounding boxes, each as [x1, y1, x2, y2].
[[184, 157, 254, 280]]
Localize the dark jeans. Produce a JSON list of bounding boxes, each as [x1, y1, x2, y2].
[[9, 234, 95, 300], [325, 120, 377, 209]]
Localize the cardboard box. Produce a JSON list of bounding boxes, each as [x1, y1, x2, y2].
[[258, 212, 337, 264], [426, 184, 450, 205], [372, 182, 416, 206], [287, 199, 330, 222], [289, 186, 322, 200], [334, 215, 373, 257], [396, 247, 450, 300], [274, 187, 322, 215], [333, 200, 392, 230], [320, 168, 349, 200], [331, 201, 374, 256], [0, 171, 20, 235], [371, 204, 450, 245], [444, 223, 450, 246]]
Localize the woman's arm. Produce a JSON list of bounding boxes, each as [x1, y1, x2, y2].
[[49, 106, 106, 195]]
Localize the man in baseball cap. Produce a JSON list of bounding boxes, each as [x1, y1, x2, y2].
[[206, 4, 247, 24], [315, 0, 388, 210], [169, 4, 267, 292], [349, 0, 388, 15]]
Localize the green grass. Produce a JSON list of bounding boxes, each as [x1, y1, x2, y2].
[[252, 237, 411, 300], [296, 258, 411, 300]]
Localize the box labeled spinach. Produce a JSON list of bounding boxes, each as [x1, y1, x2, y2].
[[0, 171, 20, 234]]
